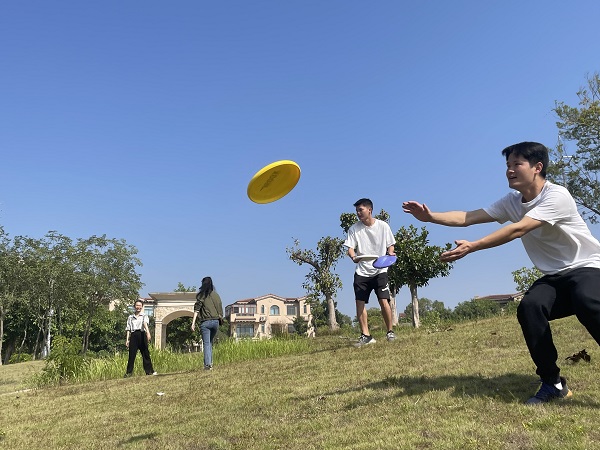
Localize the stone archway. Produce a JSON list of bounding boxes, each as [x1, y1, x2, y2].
[[148, 292, 197, 349]]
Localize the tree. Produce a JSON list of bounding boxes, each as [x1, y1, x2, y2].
[[174, 282, 197, 292], [18, 232, 77, 359], [453, 298, 501, 321], [512, 266, 543, 293], [74, 235, 143, 354], [0, 227, 27, 365], [403, 297, 452, 322], [388, 225, 453, 328], [287, 237, 344, 330], [549, 72, 600, 223]]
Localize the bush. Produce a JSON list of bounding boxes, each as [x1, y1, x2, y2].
[[8, 353, 32, 364], [35, 335, 89, 385]]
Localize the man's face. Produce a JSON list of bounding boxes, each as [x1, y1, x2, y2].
[[134, 302, 143, 313], [355, 205, 372, 222], [506, 153, 542, 190]]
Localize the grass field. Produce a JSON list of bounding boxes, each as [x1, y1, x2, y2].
[[1, 315, 599, 449]]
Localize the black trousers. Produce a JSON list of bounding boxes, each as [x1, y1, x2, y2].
[[126, 330, 154, 375], [517, 267, 600, 384]]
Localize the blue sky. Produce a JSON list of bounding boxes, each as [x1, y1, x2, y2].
[[2, 1, 600, 317]]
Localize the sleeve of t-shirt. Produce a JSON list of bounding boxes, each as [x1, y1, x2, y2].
[[343, 227, 357, 249], [526, 188, 572, 225], [384, 223, 395, 247], [484, 194, 512, 224]]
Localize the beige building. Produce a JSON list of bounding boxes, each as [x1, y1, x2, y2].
[[225, 294, 314, 339]]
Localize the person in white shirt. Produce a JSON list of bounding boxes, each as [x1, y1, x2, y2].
[[124, 299, 157, 377], [344, 198, 396, 347], [403, 141, 600, 404]]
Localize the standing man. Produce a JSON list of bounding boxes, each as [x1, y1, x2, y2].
[[403, 141, 600, 404], [344, 198, 396, 347]]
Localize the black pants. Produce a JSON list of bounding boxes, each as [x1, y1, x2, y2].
[[126, 330, 154, 375], [517, 267, 600, 384]]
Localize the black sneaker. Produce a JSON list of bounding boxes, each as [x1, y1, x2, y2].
[[525, 376, 573, 405], [354, 334, 376, 347]]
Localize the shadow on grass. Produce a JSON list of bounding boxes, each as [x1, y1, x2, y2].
[[120, 432, 159, 445], [316, 373, 600, 407]]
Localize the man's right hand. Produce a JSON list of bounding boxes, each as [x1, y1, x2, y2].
[[402, 201, 432, 222]]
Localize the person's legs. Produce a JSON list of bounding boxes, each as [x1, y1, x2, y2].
[[569, 268, 600, 345], [353, 273, 372, 336], [200, 320, 219, 368], [126, 331, 141, 375], [517, 276, 564, 384], [139, 333, 155, 375], [356, 300, 369, 335], [375, 273, 393, 333]]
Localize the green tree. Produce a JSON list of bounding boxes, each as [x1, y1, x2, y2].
[[389, 225, 453, 328], [18, 232, 77, 359], [512, 266, 543, 293], [550, 72, 600, 223], [0, 227, 27, 365], [404, 297, 452, 322], [174, 282, 197, 292], [287, 237, 344, 330], [292, 315, 308, 336], [453, 298, 501, 321], [74, 235, 143, 354]]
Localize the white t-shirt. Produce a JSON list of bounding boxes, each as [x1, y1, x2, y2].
[[126, 314, 148, 332], [344, 219, 395, 277], [484, 181, 600, 274]]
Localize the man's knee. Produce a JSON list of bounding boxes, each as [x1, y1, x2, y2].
[[516, 295, 540, 323]]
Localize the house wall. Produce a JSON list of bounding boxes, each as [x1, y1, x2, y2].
[[228, 295, 313, 340]]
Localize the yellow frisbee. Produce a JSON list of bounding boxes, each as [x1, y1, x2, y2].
[[247, 160, 301, 204]]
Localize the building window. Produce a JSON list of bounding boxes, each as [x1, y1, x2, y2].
[[288, 324, 296, 333], [236, 324, 255, 338], [261, 305, 265, 314], [303, 304, 307, 314], [286, 305, 297, 316], [270, 305, 280, 315], [261, 324, 265, 334], [237, 306, 256, 316], [144, 307, 154, 317]]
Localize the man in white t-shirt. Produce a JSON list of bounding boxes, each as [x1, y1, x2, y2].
[[344, 198, 396, 347], [403, 141, 600, 404]]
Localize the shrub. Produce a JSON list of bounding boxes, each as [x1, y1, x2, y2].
[[34, 335, 89, 385]]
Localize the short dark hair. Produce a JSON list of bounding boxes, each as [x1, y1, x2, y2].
[[134, 299, 144, 306], [501, 142, 549, 178], [353, 198, 373, 210]]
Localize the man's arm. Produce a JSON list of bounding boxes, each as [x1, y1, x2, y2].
[[441, 216, 544, 262], [402, 201, 495, 227]]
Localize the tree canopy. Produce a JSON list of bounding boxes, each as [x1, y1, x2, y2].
[[549, 72, 600, 223], [287, 236, 344, 330], [388, 225, 453, 328]]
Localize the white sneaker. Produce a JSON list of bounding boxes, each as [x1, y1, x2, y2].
[[355, 334, 376, 347]]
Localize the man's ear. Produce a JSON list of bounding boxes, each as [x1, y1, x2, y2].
[[535, 162, 544, 174]]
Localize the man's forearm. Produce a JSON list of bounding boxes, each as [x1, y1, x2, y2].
[[429, 211, 470, 227]]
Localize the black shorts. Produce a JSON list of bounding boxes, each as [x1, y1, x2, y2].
[[353, 272, 390, 303]]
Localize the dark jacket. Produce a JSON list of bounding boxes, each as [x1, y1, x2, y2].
[[194, 292, 224, 322]]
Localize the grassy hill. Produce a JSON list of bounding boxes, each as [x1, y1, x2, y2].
[[1, 315, 599, 450]]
